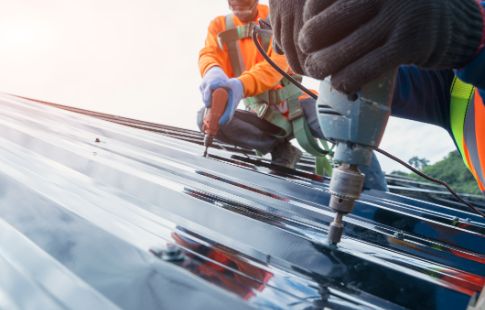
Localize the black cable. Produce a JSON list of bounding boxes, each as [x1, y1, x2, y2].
[[252, 26, 485, 218], [376, 149, 485, 217], [251, 29, 318, 101]]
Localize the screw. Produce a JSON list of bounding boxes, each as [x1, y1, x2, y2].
[[95, 138, 101, 143], [393, 231, 404, 240], [151, 243, 185, 262]]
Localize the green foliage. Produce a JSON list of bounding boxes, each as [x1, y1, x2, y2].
[[391, 151, 481, 194], [408, 156, 430, 170], [390, 170, 408, 177]]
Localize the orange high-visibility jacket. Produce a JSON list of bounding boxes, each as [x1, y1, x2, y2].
[[198, 4, 290, 98]]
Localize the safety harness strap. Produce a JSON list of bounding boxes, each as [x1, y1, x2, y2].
[[243, 78, 306, 139], [219, 15, 247, 77], [243, 97, 293, 138], [247, 83, 301, 108], [217, 24, 254, 47], [287, 96, 333, 176], [218, 14, 332, 176]]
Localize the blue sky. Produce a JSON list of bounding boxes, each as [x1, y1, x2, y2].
[[0, 0, 456, 172]]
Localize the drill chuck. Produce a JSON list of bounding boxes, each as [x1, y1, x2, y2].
[[328, 165, 365, 213], [327, 164, 365, 245]]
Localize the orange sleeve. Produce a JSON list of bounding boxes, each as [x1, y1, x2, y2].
[[238, 40, 290, 97], [198, 17, 229, 77]]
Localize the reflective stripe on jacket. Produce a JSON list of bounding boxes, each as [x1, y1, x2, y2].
[[450, 78, 485, 191]]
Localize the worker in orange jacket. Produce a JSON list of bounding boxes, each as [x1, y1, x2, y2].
[[197, 1, 305, 168], [197, 0, 388, 190]]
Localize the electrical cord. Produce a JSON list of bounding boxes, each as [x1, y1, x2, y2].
[[252, 26, 485, 218], [376, 148, 485, 217], [252, 29, 317, 100]]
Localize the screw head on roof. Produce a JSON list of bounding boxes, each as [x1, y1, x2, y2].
[[95, 138, 101, 143], [151, 243, 185, 262], [393, 231, 404, 240]]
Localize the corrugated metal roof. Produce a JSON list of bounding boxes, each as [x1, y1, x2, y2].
[[0, 93, 483, 310]]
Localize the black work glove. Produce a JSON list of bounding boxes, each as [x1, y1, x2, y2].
[[269, 0, 307, 73], [299, 0, 484, 94]]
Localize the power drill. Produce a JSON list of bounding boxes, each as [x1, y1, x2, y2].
[[203, 88, 229, 157], [316, 72, 397, 245]]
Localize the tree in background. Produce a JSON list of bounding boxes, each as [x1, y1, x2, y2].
[[408, 156, 430, 171], [392, 151, 480, 194]]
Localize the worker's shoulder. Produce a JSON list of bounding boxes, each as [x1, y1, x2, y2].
[[207, 15, 229, 32], [257, 4, 269, 18]]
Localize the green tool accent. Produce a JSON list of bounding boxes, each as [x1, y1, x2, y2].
[[450, 77, 475, 169]]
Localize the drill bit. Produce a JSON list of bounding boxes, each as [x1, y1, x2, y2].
[[203, 135, 213, 157], [328, 212, 345, 245], [202, 88, 229, 158], [327, 164, 365, 245]]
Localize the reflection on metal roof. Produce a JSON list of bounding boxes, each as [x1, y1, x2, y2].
[[0, 93, 483, 310]]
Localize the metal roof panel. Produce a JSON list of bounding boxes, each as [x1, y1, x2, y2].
[[0, 94, 483, 310]]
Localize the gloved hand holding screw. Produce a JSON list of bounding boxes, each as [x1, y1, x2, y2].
[[200, 67, 244, 125]]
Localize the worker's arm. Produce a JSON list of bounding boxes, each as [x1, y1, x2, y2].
[[391, 67, 455, 131], [456, 50, 485, 106], [456, 48, 485, 91], [198, 17, 244, 126], [455, 1, 485, 103], [269, 0, 484, 94], [238, 41, 289, 97], [393, 1, 485, 123], [391, 51, 485, 134], [199, 17, 289, 98], [199, 17, 228, 77]]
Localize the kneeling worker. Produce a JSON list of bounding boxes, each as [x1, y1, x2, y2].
[[197, 0, 387, 191]]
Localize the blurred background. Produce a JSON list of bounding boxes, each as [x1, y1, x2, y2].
[[0, 0, 457, 173]]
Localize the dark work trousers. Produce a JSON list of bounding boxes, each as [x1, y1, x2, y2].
[[197, 98, 388, 191]]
